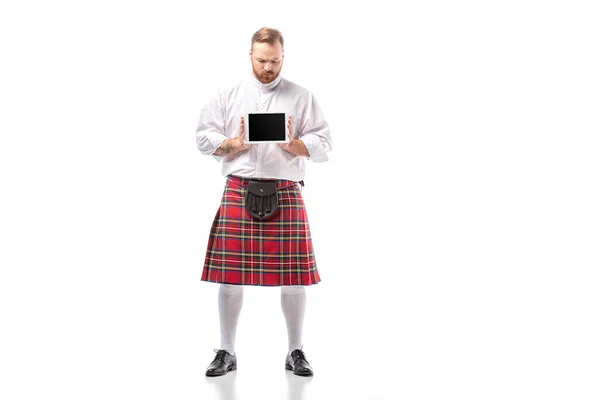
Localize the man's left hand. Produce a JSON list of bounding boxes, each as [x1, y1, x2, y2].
[[279, 116, 310, 157]]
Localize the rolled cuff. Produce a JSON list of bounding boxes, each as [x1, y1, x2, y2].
[[197, 131, 228, 162], [300, 134, 330, 162]]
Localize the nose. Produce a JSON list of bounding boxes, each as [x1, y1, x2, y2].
[[264, 63, 272, 72]]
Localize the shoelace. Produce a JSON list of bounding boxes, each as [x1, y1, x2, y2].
[[292, 349, 308, 362], [213, 349, 231, 362]]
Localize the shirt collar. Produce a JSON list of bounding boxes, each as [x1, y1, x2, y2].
[[250, 72, 283, 91]]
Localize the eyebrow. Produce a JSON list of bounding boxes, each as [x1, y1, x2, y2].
[[256, 57, 281, 61]]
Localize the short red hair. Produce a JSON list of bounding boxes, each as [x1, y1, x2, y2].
[[251, 27, 284, 50]]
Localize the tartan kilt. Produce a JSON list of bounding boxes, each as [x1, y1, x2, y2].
[[201, 175, 321, 286]]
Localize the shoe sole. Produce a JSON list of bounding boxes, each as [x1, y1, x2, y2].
[[206, 364, 237, 377], [285, 363, 313, 376]]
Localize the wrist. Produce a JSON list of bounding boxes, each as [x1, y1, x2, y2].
[[227, 138, 237, 151], [289, 138, 299, 149], [291, 138, 309, 157], [229, 138, 241, 151], [235, 137, 248, 151]]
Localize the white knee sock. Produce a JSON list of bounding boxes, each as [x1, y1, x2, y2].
[[218, 284, 244, 354], [281, 285, 306, 354]]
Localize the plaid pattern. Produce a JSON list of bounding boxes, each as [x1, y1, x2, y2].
[[201, 175, 321, 286]]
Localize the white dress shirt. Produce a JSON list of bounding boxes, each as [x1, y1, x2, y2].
[[195, 74, 332, 181]]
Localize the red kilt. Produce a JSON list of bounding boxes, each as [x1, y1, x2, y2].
[[201, 175, 321, 286]]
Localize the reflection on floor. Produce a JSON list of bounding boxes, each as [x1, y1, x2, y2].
[[205, 368, 313, 400]]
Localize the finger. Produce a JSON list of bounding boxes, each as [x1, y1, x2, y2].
[[239, 117, 245, 137]]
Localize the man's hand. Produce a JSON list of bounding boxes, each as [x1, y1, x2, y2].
[[279, 116, 309, 157], [213, 117, 252, 156]]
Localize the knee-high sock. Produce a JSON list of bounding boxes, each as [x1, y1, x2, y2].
[[218, 284, 244, 354], [281, 285, 306, 354]]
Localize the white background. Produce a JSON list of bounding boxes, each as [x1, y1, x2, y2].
[[1, 1, 599, 399]]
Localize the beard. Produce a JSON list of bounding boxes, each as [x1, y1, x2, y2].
[[252, 65, 279, 84]]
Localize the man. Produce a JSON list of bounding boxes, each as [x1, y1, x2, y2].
[[195, 27, 332, 377]]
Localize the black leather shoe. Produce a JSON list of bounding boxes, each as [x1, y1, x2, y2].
[[206, 349, 237, 377], [285, 349, 313, 376]]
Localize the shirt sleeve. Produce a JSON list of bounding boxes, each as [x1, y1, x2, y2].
[[195, 91, 228, 162], [297, 93, 332, 163]]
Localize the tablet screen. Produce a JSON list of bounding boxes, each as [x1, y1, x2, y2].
[[248, 113, 286, 142]]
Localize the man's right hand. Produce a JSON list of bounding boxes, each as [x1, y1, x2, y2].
[[213, 117, 251, 156]]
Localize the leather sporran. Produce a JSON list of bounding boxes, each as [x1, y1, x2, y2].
[[245, 181, 278, 220]]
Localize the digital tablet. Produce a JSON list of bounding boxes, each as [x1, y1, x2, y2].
[[244, 112, 289, 144]]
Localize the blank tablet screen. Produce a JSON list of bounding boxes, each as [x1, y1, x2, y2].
[[248, 113, 286, 142]]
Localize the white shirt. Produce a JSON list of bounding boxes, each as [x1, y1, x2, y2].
[[195, 74, 332, 181]]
